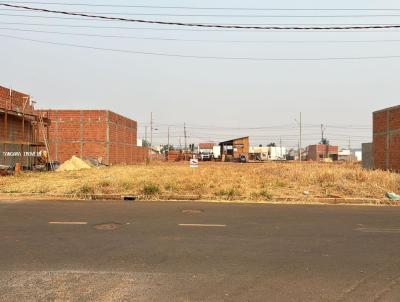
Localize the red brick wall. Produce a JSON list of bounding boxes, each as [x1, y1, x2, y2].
[[307, 145, 339, 161], [0, 85, 34, 114], [0, 85, 41, 167], [37, 110, 147, 165], [0, 114, 36, 166], [1, 113, 34, 142], [374, 106, 400, 171]]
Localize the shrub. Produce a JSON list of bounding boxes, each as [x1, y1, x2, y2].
[[143, 183, 160, 195]]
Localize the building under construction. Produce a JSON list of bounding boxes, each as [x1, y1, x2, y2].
[[0, 85, 50, 169], [1, 84, 149, 169]]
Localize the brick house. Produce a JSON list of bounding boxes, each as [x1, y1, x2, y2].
[[306, 144, 339, 161]]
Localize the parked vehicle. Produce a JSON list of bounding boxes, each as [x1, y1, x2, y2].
[[212, 146, 221, 160], [200, 152, 212, 161]]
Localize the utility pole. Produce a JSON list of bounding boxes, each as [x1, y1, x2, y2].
[[321, 124, 325, 142], [150, 112, 153, 148], [299, 112, 302, 162], [167, 127, 170, 151], [184, 122, 187, 152], [280, 136, 282, 159], [348, 136, 352, 162], [145, 126, 147, 144]]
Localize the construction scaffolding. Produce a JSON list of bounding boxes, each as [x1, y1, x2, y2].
[[0, 87, 51, 169]]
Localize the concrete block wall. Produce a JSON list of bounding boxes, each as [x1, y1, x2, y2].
[[362, 143, 374, 170], [373, 106, 400, 171], [38, 110, 147, 165]]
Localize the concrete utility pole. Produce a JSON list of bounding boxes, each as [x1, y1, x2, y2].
[[150, 112, 153, 148], [299, 112, 302, 162], [184, 123, 187, 152], [167, 127, 170, 151], [348, 136, 352, 162], [145, 126, 147, 144]]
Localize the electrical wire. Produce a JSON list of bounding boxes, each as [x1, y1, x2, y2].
[[3, 33, 400, 61], [2, 3, 400, 30], [3, 12, 400, 27], [2, 21, 400, 33], [5, 26, 400, 44], [3, 1, 400, 12], [4, 8, 400, 18]]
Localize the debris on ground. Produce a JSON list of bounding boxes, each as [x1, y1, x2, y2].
[[385, 192, 400, 201], [33, 165, 47, 172], [56, 156, 92, 172], [0, 170, 10, 176], [84, 157, 104, 167], [0, 165, 12, 176]]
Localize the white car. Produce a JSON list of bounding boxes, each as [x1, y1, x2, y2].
[[200, 153, 212, 161]]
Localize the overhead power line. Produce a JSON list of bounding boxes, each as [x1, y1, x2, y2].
[[4, 26, 400, 44], [1, 21, 400, 33], [2, 3, 400, 30], [5, 13, 400, 28], [2, 33, 400, 61], [1, 17, 398, 28], [3, 1, 400, 12], [5, 8, 400, 18]]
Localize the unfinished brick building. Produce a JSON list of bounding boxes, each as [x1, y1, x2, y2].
[[373, 106, 400, 171], [37, 110, 148, 165], [0, 85, 50, 168], [306, 144, 339, 161]]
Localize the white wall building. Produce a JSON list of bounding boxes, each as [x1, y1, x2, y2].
[[249, 146, 287, 161]]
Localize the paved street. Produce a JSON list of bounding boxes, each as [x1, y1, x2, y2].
[[1, 200, 400, 301]]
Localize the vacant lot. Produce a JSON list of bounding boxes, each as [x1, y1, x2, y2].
[[0, 162, 398, 202]]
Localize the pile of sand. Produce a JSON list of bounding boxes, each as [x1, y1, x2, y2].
[[56, 156, 92, 172]]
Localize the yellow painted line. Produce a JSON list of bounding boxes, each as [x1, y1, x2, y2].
[[49, 222, 88, 225], [179, 224, 227, 227]]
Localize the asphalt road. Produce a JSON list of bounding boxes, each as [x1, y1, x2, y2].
[[1, 200, 400, 302]]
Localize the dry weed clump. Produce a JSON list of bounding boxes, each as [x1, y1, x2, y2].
[[0, 161, 399, 201]]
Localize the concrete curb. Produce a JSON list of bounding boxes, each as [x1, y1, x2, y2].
[[0, 193, 394, 206]]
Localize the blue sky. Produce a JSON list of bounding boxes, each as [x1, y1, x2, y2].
[[1, 0, 399, 148]]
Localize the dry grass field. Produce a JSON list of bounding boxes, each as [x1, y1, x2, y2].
[[0, 161, 398, 202]]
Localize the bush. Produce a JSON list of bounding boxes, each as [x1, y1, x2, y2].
[[76, 184, 94, 195], [215, 188, 237, 200], [143, 183, 160, 195]]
